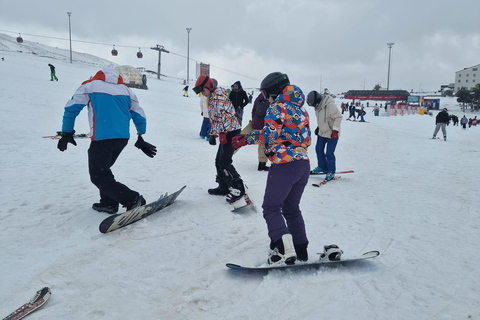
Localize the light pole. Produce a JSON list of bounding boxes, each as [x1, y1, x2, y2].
[[186, 28, 192, 84], [67, 12, 72, 63], [150, 45, 169, 80], [387, 42, 394, 90]]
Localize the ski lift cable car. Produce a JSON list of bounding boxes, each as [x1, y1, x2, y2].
[[137, 47, 143, 59], [17, 33, 23, 43], [111, 45, 118, 56]]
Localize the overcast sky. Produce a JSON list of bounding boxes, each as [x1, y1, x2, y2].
[[1, 0, 479, 94]]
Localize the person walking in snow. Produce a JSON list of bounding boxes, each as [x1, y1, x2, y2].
[[57, 68, 157, 214], [199, 93, 211, 140], [348, 103, 356, 120], [461, 115, 468, 129], [228, 80, 249, 126], [432, 108, 449, 141], [307, 91, 342, 182], [192, 75, 246, 204], [48, 63, 58, 81], [183, 85, 189, 97], [231, 72, 334, 266]]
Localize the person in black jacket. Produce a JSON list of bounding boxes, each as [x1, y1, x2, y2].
[[48, 63, 58, 81], [432, 108, 449, 141], [229, 81, 249, 126]]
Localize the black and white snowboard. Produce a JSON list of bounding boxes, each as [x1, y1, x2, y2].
[[2, 287, 51, 320], [99, 186, 186, 233], [226, 251, 379, 271]]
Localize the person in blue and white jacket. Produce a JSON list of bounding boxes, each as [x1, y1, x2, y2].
[[57, 68, 157, 214]]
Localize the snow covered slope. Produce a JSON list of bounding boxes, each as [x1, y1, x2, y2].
[[1, 36, 479, 320]]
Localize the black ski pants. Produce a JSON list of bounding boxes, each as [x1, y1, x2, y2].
[[215, 129, 241, 179], [88, 139, 138, 207]]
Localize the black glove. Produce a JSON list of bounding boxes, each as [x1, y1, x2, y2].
[[209, 135, 216, 146], [135, 135, 157, 158], [314, 127, 319, 135], [57, 131, 77, 151]]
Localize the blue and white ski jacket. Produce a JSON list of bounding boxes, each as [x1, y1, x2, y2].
[[61, 68, 147, 141]]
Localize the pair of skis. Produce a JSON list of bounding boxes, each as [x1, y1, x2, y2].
[[310, 170, 354, 187], [2, 287, 51, 320]]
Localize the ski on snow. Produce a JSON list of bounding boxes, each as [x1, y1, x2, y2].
[[310, 170, 354, 176], [99, 186, 186, 233], [226, 251, 380, 271], [2, 287, 51, 320], [312, 176, 342, 187]]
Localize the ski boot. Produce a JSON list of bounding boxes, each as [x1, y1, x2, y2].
[[294, 242, 309, 262], [92, 202, 118, 214], [324, 172, 335, 182], [258, 162, 270, 171], [319, 244, 343, 261], [268, 234, 297, 265], [310, 166, 327, 174], [124, 194, 146, 211]]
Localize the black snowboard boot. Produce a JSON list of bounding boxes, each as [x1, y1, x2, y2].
[[208, 175, 230, 196], [123, 194, 146, 211], [226, 178, 246, 203], [258, 162, 270, 171], [294, 243, 309, 262], [92, 202, 118, 214]]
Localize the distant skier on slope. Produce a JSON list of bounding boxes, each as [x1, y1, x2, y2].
[[232, 72, 341, 266], [48, 63, 58, 81], [57, 68, 157, 214], [192, 75, 246, 204], [432, 108, 449, 141]]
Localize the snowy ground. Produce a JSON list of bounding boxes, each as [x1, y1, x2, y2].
[[1, 35, 480, 320]]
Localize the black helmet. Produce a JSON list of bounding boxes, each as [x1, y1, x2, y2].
[[260, 72, 290, 99], [306, 91, 323, 106]]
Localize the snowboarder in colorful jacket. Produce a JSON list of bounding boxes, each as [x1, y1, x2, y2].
[[192, 75, 246, 204], [231, 72, 312, 266], [57, 68, 157, 214]]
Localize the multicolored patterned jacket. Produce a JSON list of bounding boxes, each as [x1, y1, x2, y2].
[[207, 87, 241, 135], [244, 85, 311, 164]]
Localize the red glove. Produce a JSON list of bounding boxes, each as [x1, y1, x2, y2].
[[219, 132, 227, 145], [232, 135, 247, 149], [331, 130, 339, 140]]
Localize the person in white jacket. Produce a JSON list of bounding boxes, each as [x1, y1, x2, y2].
[[306, 91, 343, 181]]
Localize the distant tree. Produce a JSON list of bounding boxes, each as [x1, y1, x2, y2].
[[456, 87, 472, 110], [373, 84, 382, 90]]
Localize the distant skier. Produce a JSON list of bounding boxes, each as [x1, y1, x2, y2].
[[461, 115, 468, 129], [228, 81, 249, 126], [57, 68, 157, 214], [307, 91, 342, 182], [357, 106, 366, 122], [347, 104, 356, 120], [183, 85, 189, 97], [432, 108, 449, 141], [48, 63, 58, 81]]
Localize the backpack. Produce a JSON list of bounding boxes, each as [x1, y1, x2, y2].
[[256, 99, 270, 117]]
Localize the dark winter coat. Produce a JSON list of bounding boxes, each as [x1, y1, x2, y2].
[[48, 64, 55, 72], [251, 93, 268, 130], [229, 81, 249, 110], [435, 110, 449, 124]]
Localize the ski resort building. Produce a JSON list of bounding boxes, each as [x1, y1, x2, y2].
[[343, 90, 410, 101], [454, 64, 479, 92]]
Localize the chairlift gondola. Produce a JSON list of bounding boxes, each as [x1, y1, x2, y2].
[[16, 33, 23, 43], [137, 48, 143, 59], [111, 45, 118, 56]]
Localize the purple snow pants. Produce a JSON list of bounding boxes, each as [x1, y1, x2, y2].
[[262, 159, 310, 245]]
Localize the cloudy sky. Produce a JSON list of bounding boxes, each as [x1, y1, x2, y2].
[[1, 0, 479, 94]]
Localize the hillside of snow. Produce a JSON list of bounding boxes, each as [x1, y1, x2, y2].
[[1, 36, 479, 320]]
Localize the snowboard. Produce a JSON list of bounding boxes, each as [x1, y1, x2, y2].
[[226, 251, 379, 271], [312, 176, 342, 187], [2, 287, 51, 320], [99, 186, 186, 233], [230, 193, 254, 212], [310, 170, 354, 176], [42, 132, 90, 140]]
